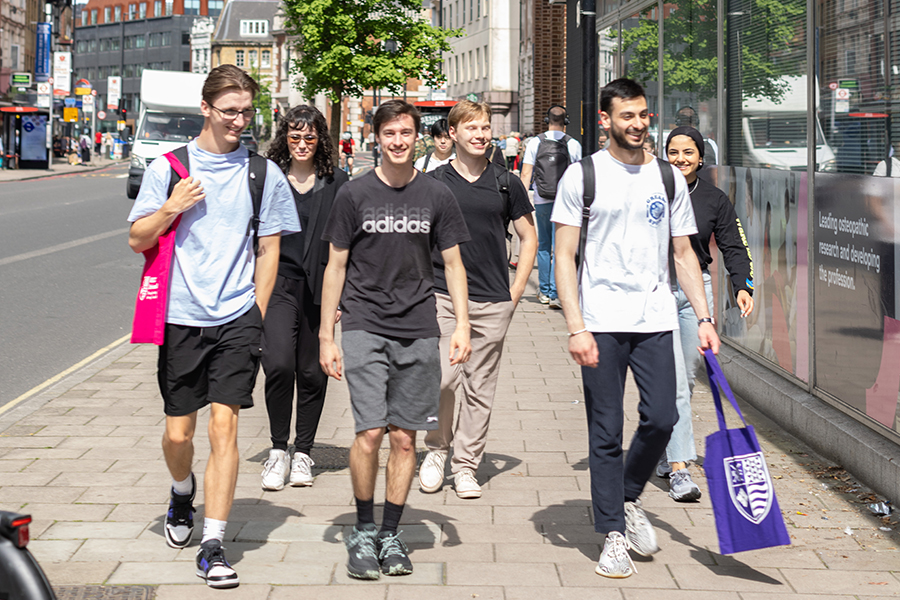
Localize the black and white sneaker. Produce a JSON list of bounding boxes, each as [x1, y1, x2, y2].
[[378, 530, 413, 576], [195, 539, 239, 589], [345, 524, 380, 580], [164, 473, 195, 549]]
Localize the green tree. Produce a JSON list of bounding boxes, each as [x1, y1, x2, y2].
[[249, 62, 273, 140], [282, 0, 461, 153], [617, 0, 804, 103]]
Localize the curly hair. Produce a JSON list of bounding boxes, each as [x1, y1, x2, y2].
[[266, 105, 334, 179]]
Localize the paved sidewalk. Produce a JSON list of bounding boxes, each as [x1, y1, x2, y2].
[[2, 275, 900, 598], [0, 155, 127, 183]]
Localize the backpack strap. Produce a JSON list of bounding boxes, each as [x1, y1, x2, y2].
[[657, 158, 678, 292], [247, 151, 267, 256], [423, 150, 433, 172], [577, 156, 595, 280], [491, 161, 514, 243], [165, 145, 191, 199], [560, 134, 573, 162]]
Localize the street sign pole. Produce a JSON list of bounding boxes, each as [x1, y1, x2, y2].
[[581, 0, 598, 155]]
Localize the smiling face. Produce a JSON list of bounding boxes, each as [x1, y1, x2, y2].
[[666, 135, 701, 182], [600, 96, 649, 152], [449, 116, 491, 159], [200, 89, 255, 148], [376, 114, 417, 167], [287, 124, 318, 167]]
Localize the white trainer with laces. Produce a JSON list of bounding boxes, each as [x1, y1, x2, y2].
[[290, 452, 315, 487], [596, 531, 636, 578], [624, 499, 659, 556], [418, 451, 447, 493], [261, 449, 290, 491], [453, 468, 482, 499]]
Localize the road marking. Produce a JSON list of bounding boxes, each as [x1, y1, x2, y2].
[[116, 174, 128, 178], [0, 227, 129, 267], [0, 334, 132, 418]]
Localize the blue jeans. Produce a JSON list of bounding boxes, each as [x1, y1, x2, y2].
[[665, 272, 715, 464], [535, 202, 556, 298]]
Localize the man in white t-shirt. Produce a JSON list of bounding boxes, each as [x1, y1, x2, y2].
[[552, 78, 719, 579], [414, 118, 455, 173], [520, 106, 582, 308]]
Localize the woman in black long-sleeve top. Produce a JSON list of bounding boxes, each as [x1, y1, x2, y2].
[[657, 126, 755, 502], [260, 105, 349, 490]]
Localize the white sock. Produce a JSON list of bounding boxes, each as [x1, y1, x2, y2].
[[172, 474, 193, 496], [201, 518, 227, 544]]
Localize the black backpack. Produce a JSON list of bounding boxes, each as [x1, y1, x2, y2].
[[533, 133, 573, 198], [577, 156, 676, 282], [166, 144, 268, 255]]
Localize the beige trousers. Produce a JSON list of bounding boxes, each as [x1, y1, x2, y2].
[[424, 293, 516, 472]]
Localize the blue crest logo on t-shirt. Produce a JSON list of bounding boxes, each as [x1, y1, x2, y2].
[[646, 195, 667, 226]]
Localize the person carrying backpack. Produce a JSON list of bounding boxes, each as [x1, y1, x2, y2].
[[520, 105, 582, 309], [127, 65, 300, 588]]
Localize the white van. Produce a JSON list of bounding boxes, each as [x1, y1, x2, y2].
[[742, 75, 837, 171], [126, 70, 207, 199]]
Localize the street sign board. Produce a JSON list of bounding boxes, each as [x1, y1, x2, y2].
[[828, 82, 838, 90], [82, 95, 94, 113], [98, 110, 107, 119], [75, 78, 92, 95], [63, 107, 79, 122], [836, 88, 851, 100], [53, 52, 71, 95], [35, 22, 51, 82], [11, 73, 32, 87]]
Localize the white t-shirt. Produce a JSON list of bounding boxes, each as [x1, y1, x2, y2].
[[128, 141, 300, 327], [523, 131, 583, 204], [873, 157, 900, 177], [414, 152, 455, 173], [551, 150, 697, 333]]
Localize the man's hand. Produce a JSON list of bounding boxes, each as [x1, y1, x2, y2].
[[319, 339, 343, 380], [568, 331, 598, 367], [449, 324, 471, 365], [169, 176, 205, 213], [736, 290, 754, 318], [698, 322, 720, 355]]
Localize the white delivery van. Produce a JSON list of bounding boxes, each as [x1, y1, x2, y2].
[[126, 70, 207, 199], [742, 75, 837, 171]]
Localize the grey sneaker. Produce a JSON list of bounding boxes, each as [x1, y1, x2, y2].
[[290, 452, 315, 487], [418, 450, 447, 493], [345, 524, 380, 580], [656, 456, 672, 478], [595, 531, 636, 578], [261, 449, 290, 491], [377, 530, 413, 576], [538, 293, 551, 304], [669, 468, 702, 502], [548, 297, 562, 309], [624, 499, 659, 556]]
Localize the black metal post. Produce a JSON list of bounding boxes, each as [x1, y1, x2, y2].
[[581, 0, 598, 155]]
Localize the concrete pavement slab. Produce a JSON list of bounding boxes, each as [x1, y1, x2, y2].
[[331, 562, 443, 585]]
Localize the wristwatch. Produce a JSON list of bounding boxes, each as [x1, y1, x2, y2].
[[698, 317, 714, 326]]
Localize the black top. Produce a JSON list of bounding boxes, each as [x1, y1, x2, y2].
[[322, 170, 471, 338], [690, 177, 754, 295], [277, 169, 349, 304], [430, 162, 533, 302]]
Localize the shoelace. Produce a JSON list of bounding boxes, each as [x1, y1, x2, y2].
[[378, 531, 408, 560], [457, 470, 477, 487], [293, 454, 314, 472], [603, 535, 637, 574], [204, 543, 231, 569], [168, 499, 194, 526], [262, 454, 284, 475], [349, 529, 377, 556], [423, 453, 443, 471]]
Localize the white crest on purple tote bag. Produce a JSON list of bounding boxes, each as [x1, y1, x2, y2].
[[725, 452, 774, 524]]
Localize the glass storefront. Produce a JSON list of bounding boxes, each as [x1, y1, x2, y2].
[[596, 0, 900, 437]]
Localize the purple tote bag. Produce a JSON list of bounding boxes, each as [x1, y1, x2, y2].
[[703, 350, 791, 554]]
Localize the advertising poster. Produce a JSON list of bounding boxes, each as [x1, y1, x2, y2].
[[20, 115, 47, 162], [35, 23, 51, 82], [53, 52, 71, 96], [717, 167, 806, 380], [107, 76, 121, 111], [814, 174, 898, 430]]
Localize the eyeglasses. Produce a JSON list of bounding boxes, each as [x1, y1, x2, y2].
[[287, 134, 319, 145], [209, 104, 256, 121]]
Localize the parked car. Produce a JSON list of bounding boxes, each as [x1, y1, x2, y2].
[[240, 131, 259, 153]]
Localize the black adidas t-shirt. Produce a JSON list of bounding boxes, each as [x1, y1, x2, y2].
[[322, 170, 470, 339], [431, 162, 533, 302]]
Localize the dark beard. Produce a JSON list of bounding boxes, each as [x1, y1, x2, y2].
[[610, 124, 645, 151]]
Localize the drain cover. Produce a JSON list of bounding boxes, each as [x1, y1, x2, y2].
[[54, 586, 155, 600]]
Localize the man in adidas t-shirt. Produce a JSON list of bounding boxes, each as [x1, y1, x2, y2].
[[319, 99, 472, 580], [128, 65, 299, 588], [552, 78, 719, 579], [417, 100, 537, 499], [520, 105, 582, 308]]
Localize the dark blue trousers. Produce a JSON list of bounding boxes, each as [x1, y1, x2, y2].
[[582, 331, 678, 534]]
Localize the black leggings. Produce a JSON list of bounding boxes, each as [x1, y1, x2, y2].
[[261, 275, 328, 453]]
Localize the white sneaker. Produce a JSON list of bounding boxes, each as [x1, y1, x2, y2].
[[418, 451, 447, 493], [290, 452, 315, 487], [261, 449, 290, 491], [453, 468, 482, 499], [624, 499, 659, 556], [595, 531, 636, 578]]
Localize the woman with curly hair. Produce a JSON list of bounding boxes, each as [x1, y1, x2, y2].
[[260, 105, 349, 491]]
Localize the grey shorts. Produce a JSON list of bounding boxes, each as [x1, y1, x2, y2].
[[341, 330, 441, 433]]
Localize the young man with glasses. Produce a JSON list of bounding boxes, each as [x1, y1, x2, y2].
[[128, 65, 299, 589]]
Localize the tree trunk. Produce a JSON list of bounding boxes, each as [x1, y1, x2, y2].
[[330, 90, 342, 167]]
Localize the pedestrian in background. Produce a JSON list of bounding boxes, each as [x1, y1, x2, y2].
[[414, 119, 455, 173], [259, 105, 349, 491], [504, 132, 519, 172]]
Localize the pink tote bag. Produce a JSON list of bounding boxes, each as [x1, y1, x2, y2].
[[130, 152, 188, 344]]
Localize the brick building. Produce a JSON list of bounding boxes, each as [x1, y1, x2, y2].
[[518, 0, 566, 137]]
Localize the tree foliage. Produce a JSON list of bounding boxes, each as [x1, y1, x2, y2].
[[249, 62, 273, 140], [282, 0, 461, 149], [617, 0, 805, 103]]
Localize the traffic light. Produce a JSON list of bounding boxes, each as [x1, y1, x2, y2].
[[118, 98, 127, 119], [273, 106, 279, 123]]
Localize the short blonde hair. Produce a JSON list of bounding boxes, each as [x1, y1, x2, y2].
[[448, 100, 492, 129]]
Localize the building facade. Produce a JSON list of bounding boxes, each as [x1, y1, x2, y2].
[[517, 0, 566, 136], [190, 16, 215, 75], [209, 0, 278, 81]]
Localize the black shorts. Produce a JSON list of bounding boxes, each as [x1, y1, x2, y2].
[[157, 304, 263, 417]]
